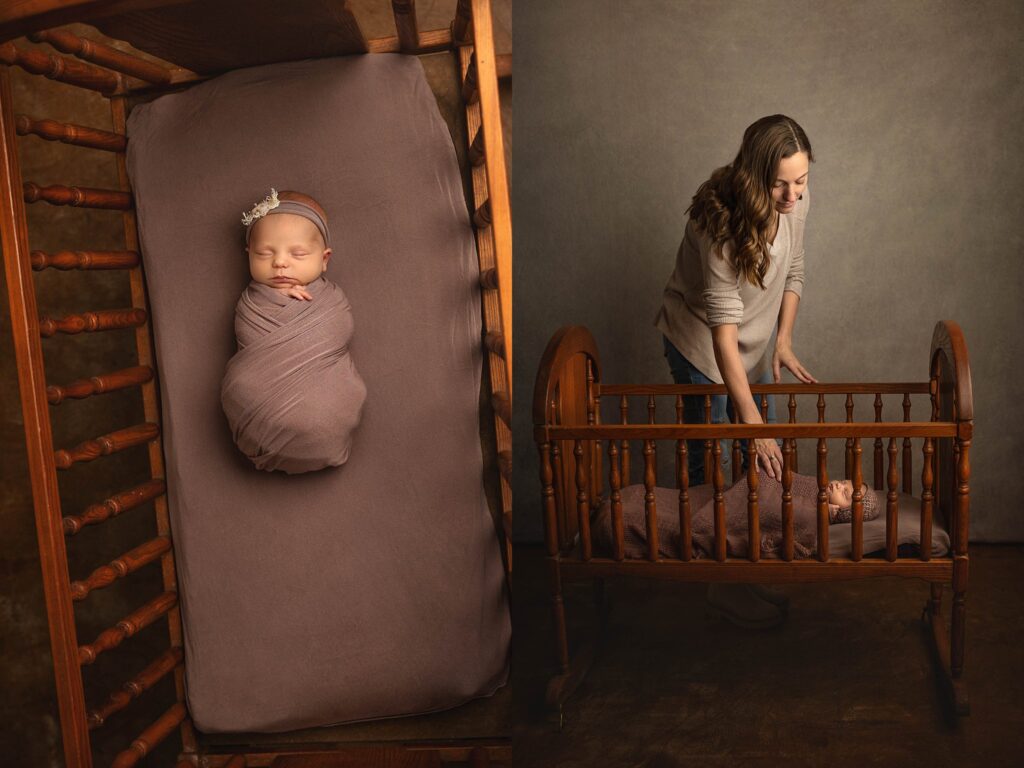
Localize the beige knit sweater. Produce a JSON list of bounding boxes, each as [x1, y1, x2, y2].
[[654, 188, 809, 383]]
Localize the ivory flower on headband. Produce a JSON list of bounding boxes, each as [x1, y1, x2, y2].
[[241, 188, 280, 226]]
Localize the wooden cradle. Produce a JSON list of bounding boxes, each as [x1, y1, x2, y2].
[[533, 322, 973, 724], [0, 1, 511, 766]]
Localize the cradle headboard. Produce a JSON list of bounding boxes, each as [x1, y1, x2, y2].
[[534, 325, 602, 553]]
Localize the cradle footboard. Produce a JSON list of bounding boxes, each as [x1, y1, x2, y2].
[[534, 322, 973, 720], [3, 2, 511, 766]]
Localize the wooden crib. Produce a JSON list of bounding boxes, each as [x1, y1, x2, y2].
[[533, 322, 972, 724], [1, 2, 510, 766]]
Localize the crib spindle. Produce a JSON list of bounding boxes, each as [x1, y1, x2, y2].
[[851, 438, 864, 561], [479, 266, 499, 290], [816, 437, 828, 562], [87, 647, 182, 729], [713, 438, 726, 562], [47, 364, 152, 405], [643, 439, 659, 561], [952, 437, 970, 677], [759, 392, 768, 422], [0, 42, 120, 93], [747, 443, 759, 563], [782, 438, 794, 561], [886, 437, 899, 561], [845, 394, 854, 479], [788, 393, 799, 472], [608, 439, 624, 561], [39, 307, 147, 337], [587, 363, 602, 506], [462, 54, 479, 104], [78, 591, 177, 665], [391, 0, 420, 52], [920, 437, 934, 561], [817, 393, 825, 423], [676, 397, 691, 561], [647, 395, 656, 425], [539, 441, 569, 673], [110, 701, 188, 768], [703, 394, 713, 484], [31, 249, 138, 270], [63, 479, 167, 535], [27, 30, 173, 85], [70, 536, 170, 601], [16, 115, 126, 152], [574, 440, 592, 560], [54, 422, 159, 470], [23, 181, 131, 209], [453, 0, 474, 44], [873, 393, 884, 489], [619, 395, 630, 484], [902, 393, 913, 493], [730, 409, 741, 484]]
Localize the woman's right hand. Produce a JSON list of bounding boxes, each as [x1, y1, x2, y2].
[[753, 437, 784, 479]]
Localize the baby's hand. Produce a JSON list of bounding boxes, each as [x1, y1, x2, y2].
[[280, 285, 313, 301]]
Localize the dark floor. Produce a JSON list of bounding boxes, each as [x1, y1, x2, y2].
[[512, 544, 1024, 767]]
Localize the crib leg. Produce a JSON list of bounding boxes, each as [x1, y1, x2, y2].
[[543, 562, 597, 730], [594, 577, 609, 635], [922, 579, 969, 716]]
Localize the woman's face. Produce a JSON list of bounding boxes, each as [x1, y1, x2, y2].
[[771, 151, 810, 214]]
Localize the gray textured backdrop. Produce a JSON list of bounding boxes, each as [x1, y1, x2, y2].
[[513, 0, 1024, 543]]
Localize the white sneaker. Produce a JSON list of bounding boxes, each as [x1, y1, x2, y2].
[[706, 583, 785, 629]]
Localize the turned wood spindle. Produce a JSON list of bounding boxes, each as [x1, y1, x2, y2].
[[70, 536, 170, 601], [16, 115, 127, 152], [47, 364, 152, 404], [479, 267, 499, 290], [110, 702, 187, 768], [902, 392, 913, 493], [87, 647, 182, 729], [747, 442, 759, 562], [608, 439, 624, 561], [816, 437, 829, 562], [574, 440, 592, 560], [391, 0, 420, 51], [539, 441, 568, 673], [920, 437, 934, 561], [851, 438, 864, 561], [586, 363, 602, 506], [788, 393, 799, 473], [844, 393, 854, 479], [23, 181, 132, 209], [952, 437, 970, 677], [730, 409, 741, 484], [39, 307, 147, 338], [28, 29, 173, 84], [759, 392, 769, 422], [781, 438, 795, 561], [0, 41, 120, 93], [643, 439, 659, 561], [453, 0, 473, 44], [54, 422, 159, 470], [468, 126, 486, 166], [886, 437, 899, 561], [713, 438, 726, 562], [817, 392, 826, 423], [676, 396, 691, 560], [619, 395, 630, 484], [703, 394, 713, 484], [63, 479, 166, 535], [31, 248, 138, 270], [873, 393, 884, 489], [78, 591, 177, 665], [647, 394, 656, 425]]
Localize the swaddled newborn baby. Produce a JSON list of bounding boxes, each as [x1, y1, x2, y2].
[[221, 189, 366, 473]]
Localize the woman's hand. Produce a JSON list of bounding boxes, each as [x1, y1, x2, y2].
[[773, 341, 817, 384], [753, 436, 784, 479]]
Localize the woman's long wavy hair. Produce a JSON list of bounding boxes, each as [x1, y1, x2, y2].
[[687, 115, 813, 289]]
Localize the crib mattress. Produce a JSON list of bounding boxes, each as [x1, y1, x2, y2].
[[592, 483, 951, 560], [126, 55, 509, 732]]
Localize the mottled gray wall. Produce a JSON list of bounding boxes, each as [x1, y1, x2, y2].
[[513, 0, 1024, 542]]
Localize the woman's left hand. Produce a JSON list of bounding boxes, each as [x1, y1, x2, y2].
[[773, 341, 817, 383]]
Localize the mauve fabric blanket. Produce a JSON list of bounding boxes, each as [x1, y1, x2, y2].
[[221, 276, 366, 473], [126, 55, 509, 732], [593, 477, 950, 560]]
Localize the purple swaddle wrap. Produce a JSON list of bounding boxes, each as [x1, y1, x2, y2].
[[221, 275, 366, 473]]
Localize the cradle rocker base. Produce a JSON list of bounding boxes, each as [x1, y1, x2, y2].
[[923, 599, 970, 717], [545, 640, 598, 731]]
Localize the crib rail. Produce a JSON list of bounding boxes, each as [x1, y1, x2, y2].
[[3, 2, 512, 765]]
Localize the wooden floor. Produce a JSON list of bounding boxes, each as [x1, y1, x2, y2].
[[512, 544, 1024, 767]]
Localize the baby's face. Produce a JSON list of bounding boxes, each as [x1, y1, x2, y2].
[[827, 479, 865, 509], [247, 213, 330, 289]]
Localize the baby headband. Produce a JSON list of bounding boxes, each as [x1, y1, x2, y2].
[[242, 188, 332, 248]]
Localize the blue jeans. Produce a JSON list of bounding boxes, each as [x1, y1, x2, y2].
[[662, 336, 777, 485]]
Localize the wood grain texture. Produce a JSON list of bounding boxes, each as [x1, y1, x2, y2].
[[31, 248, 138, 269], [0, 40, 120, 92], [78, 591, 177, 665], [29, 28, 171, 82], [47, 363, 152, 404], [63, 478, 166, 535], [70, 535, 170, 600], [39, 306, 147, 337], [53, 421, 159, 469], [23, 180, 131, 208]]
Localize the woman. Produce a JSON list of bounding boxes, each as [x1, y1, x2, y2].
[[654, 114, 817, 627]]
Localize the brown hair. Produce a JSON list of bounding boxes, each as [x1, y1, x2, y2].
[[687, 115, 813, 289]]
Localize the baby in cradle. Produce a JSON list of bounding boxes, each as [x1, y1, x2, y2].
[[220, 189, 367, 474], [825, 478, 880, 523]]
